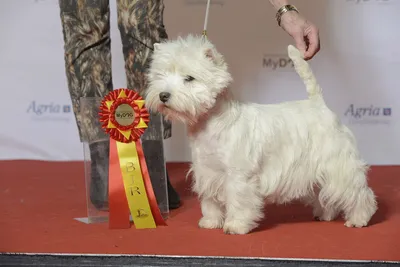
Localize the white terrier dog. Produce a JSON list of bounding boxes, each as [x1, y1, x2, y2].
[[145, 35, 377, 235]]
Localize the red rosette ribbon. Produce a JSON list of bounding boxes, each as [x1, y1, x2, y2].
[[99, 88, 167, 229]]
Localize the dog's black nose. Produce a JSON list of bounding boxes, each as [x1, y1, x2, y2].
[[159, 92, 171, 103]]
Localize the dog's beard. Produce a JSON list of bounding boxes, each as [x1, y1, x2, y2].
[[151, 91, 225, 126], [146, 90, 202, 124], [158, 104, 198, 125], [145, 85, 224, 126]]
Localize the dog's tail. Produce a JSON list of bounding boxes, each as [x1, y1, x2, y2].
[[288, 45, 322, 99]]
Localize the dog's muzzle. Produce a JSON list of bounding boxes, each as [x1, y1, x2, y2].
[[159, 92, 171, 103]]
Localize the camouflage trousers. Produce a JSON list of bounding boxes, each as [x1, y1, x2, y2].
[[59, 0, 171, 142], [58, 0, 177, 210]]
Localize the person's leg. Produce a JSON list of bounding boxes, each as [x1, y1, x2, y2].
[[59, 0, 113, 210], [116, 0, 180, 209]]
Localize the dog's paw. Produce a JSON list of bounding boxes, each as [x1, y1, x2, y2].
[[313, 213, 336, 222], [223, 220, 253, 235], [344, 220, 368, 228], [313, 207, 338, 222], [198, 217, 223, 229], [314, 216, 323, 221]]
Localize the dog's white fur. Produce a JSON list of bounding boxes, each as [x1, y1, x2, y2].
[[145, 35, 378, 235]]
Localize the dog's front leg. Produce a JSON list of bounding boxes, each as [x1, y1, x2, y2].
[[198, 197, 225, 229], [223, 178, 264, 235]]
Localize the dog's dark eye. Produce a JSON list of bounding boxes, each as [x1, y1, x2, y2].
[[184, 75, 195, 82]]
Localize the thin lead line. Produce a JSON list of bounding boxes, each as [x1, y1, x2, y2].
[[202, 0, 211, 37]]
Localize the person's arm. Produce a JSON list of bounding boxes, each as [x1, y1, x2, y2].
[[267, 0, 320, 60], [268, 0, 289, 10]]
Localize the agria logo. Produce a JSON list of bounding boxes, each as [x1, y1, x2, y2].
[[344, 104, 392, 125], [26, 101, 72, 122], [262, 55, 294, 71]]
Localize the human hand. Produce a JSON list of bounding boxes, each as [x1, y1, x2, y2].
[[280, 11, 320, 60]]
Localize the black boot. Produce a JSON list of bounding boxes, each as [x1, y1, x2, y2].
[[142, 139, 181, 210], [166, 171, 181, 210], [88, 141, 109, 211]]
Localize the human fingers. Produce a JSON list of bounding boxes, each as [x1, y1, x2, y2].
[[303, 24, 320, 60], [293, 32, 307, 58]]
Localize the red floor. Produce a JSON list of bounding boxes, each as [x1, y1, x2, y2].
[[0, 161, 399, 261]]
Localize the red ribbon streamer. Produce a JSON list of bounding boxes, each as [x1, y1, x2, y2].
[[108, 138, 131, 229], [136, 140, 167, 226]]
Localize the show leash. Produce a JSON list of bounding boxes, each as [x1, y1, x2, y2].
[[202, 0, 211, 40]]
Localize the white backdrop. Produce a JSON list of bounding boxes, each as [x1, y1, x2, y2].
[[0, 0, 399, 164]]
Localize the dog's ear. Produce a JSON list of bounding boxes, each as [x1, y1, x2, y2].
[[205, 48, 215, 60], [153, 43, 161, 51], [205, 48, 224, 66]]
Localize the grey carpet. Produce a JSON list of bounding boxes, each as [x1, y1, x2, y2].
[[0, 254, 399, 267]]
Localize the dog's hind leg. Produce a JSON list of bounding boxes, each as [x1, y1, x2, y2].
[[303, 192, 339, 221], [319, 158, 377, 228], [343, 184, 377, 228], [339, 167, 377, 228], [313, 194, 340, 222]]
